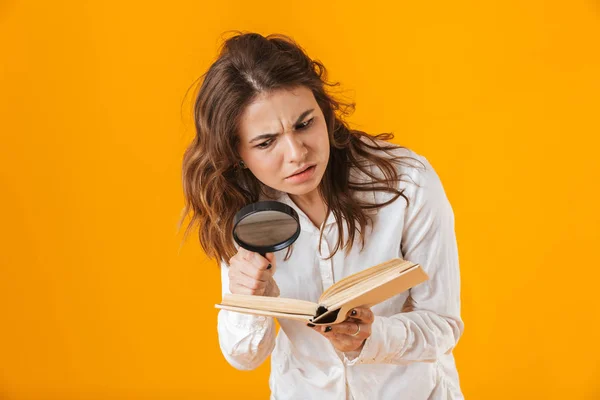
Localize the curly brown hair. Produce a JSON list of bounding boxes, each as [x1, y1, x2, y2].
[[179, 31, 422, 263]]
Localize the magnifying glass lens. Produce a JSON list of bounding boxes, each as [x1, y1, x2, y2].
[[235, 211, 298, 247], [233, 201, 301, 255]]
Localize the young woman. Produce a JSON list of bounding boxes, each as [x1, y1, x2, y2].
[[180, 32, 464, 399]]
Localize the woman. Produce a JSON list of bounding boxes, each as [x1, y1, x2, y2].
[[180, 32, 464, 399]]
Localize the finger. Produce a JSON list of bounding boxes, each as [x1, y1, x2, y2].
[[307, 324, 330, 335], [230, 282, 254, 295], [325, 322, 363, 336], [324, 322, 371, 342], [311, 324, 365, 352], [230, 258, 270, 282], [237, 247, 266, 269], [233, 273, 268, 292], [230, 248, 250, 265], [235, 250, 270, 273], [243, 261, 274, 282], [238, 247, 252, 261], [325, 330, 363, 352], [264, 252, 276, 273], [308, 325, 334, 339], [331, 331, 365, 345], [346, 307, 374, 323], [246, 253, 274, 281], [247, 251, 272, 271]]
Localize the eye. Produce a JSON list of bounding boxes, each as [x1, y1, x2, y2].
[[296, 117, 314, 130], [255, 138, 274, 149]]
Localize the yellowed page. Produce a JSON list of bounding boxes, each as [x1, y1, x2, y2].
[[314, 265, 428, 325], [214, 304, 313, 322], [219, 293, 318, 315], [319, 258, 416, 303]]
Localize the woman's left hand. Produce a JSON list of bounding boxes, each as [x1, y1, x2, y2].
[[308, 307, 374, 353]]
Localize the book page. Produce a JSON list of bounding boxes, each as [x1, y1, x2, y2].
[[215, 304, 313, 322], [325, 264, 429, 318], [319, 258, 415, 303], [219, 293, 318, 316]]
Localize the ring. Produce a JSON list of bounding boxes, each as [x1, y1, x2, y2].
[[351, 323, 361, 336]]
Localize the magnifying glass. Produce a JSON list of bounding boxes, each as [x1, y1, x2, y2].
[[233, 201, 301, 259]]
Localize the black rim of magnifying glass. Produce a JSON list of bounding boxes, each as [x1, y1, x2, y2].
[[232, 200, 301, 254]]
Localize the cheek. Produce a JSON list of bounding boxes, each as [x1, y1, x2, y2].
[[308, 122, 329, 153], [248, 152, 283, 183], [318, 130, 330, 159], [253, 155, 279, 174]]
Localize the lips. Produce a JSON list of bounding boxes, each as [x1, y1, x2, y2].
[[287, 164, 315, 178]]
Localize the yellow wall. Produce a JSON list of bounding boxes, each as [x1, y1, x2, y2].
[[1, 1, 599, 398]]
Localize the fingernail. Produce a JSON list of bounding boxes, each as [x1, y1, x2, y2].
[[351, 309, 357, 316], [307, 323, 315, 327], [267, 264, 272, 270], [324, 326, 332, 333]]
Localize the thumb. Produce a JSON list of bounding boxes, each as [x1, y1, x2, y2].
[[265, 252, 277, 273]]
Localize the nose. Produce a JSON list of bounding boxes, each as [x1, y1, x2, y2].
[[283, 134, 308, 163]]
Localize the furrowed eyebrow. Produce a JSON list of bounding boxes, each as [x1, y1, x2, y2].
[[249, 109, 314, 144]]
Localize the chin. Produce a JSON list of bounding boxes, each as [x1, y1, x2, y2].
[[284, 185, 320, 197]]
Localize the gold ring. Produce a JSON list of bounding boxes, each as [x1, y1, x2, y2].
[[351, 323, 361, 336]]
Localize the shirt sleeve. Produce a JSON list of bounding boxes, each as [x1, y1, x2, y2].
[[345, 155, 464, 365], [217, 259, 277, 370]]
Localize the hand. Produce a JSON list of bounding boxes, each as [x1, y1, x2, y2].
[[228, 248, 279, 297], [308, 307, 374, 353]]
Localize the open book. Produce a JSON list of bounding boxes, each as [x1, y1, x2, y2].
[[215, 258, 428, 325]]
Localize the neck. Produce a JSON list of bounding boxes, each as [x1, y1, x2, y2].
[[288, 189, 327, 228]]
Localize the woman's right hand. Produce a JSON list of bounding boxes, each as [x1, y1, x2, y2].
[[228, 248, 279, 297]]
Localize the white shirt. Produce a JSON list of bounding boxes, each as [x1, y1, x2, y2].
[[217, 147, 464, 399]]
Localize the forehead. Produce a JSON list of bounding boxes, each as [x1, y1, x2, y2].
[[238, 86, 316, 133]]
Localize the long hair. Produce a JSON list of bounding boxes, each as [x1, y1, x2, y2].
[[179, 32, 423, 263]]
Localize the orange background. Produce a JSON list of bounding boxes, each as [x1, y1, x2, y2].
[[1, 1, 599, 399]]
